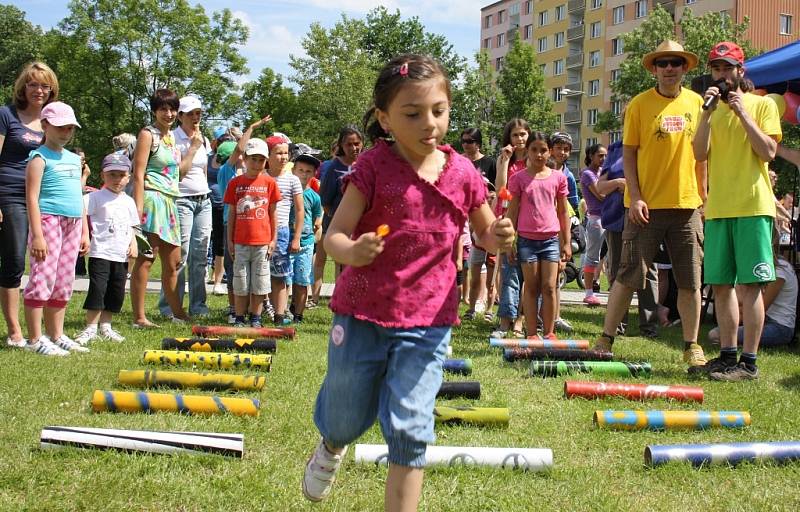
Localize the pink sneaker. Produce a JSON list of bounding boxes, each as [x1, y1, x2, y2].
[[583, 295, 602, 306]]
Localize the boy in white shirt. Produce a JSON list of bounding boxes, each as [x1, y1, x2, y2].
[[74, 153, 139, 344]]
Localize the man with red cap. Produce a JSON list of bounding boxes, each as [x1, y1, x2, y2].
[[693, 42, 782, 381]]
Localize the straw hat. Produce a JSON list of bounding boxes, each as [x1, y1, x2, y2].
[[642, 40, 698, 71]]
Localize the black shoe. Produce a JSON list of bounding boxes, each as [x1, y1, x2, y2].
[[687, 356, 732, 376], [710, 361, 759, 381], [640, 327, 658, 339], [593, 282, 601, 293], [293, 314, 304, 323]]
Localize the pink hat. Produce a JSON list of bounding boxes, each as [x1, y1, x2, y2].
[[265, 133, 291, 151], [40, 102, 81, 128]]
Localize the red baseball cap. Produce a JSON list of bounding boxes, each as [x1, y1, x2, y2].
[[708, 42, 744, 66]]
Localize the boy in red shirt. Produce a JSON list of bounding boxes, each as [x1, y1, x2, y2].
[[223, 138, 281, 327]]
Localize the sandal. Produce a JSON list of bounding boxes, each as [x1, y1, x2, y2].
[[131, 320, 160, 329], [512, 329, 526, 338], [483, 311, 495, 322]]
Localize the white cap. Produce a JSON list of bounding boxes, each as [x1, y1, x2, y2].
[[244, 138, 269, 158], [178, 96, 203, 113]]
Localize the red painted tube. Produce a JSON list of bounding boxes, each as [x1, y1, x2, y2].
[[564, 381, 703, 403], [192, 325, 295, 339]]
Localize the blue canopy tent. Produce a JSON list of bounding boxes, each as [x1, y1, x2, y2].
[[745, 39, 800, 91]]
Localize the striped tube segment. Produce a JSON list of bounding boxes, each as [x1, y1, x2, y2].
[[645, 441, 800, 467], [192, 325, 295, 339], [40, 426, 244, 457], [489, 339, 590, 350], [437, 381, 481, 399], [90, 390, 260, 417], [530, 361, 651, 378], [593, 410, 750, 430], [118, 369, 265, 391], [162, 338, 276, 353], [504, 348, 612, 362], [443, 358, 472, 375], [564, 381, 703, 402], [142, 350, 271, 370], [355, 444, 551, 471]]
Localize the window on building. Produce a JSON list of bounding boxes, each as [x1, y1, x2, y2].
[[555, 32, 565, 47], [510, 3, 520, 16], [590, 21, 601, 38], [685, 0, 697, 4], [612, 38, 624, 55], [496, 57, 505, 71], [613, 6, 624, 25], [635, 0, 647, 19], [591, 0, 602, 9], [524, 1, 532, 15], [553, 87, 562, 102], [781, 14, 793, 35], [497, 33, 505, 47], [498, 10, 505, 24], [587, 109, 598, 126], [538, 36, 548, 52], [540, 63, 547, 75], [586, 137, 598, 148], [556, 4, 566, 21], [554, 59, 564, 75], [538, 10, 549, 26], [524, 24, 533, 39], [611, 100, 621, 116], [484, 14, 492, 29], [483, 38, 491, 49], [609, 131, 622, 143], [588, 79, 600, 96], [610, 68, 621, 82], [590, 50, 601, 67]]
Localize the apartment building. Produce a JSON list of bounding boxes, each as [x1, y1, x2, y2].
[[480, 0, 800, 166]]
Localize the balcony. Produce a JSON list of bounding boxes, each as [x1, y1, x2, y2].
[[564, 110, 582, 125], [568, 0, 586, 13], [567, 24, 585, 41], [565, 81, 582, 92], [566, 52, 584, 68]]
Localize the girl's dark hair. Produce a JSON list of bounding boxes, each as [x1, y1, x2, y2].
[[501, 118, 531, 164], [149, 88, 179, 113], [335, 125, 364, 156], [584, 143, 606, 166], [525, 131, 550, 149], [461, 127, 482, 147], [363, 54, 451, 142]]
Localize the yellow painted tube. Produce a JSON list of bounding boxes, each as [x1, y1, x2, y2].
[[118, 369, 265, 391], [91, 390, 260, 417], [593, 410, 750, 430], [142, 350, 271, 371], [433, 406, 510, 426]]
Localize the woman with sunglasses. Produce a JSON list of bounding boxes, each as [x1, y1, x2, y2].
[[0, 62, 59, 348]]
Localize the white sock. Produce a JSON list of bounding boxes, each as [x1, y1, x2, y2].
[[85, 323, 98, 332], [99, 322, 111, 331]]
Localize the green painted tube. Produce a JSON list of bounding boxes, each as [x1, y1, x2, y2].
[[433, 406, 509, 426], [530, 361, 651, 378], [118, 369, 265, 391]]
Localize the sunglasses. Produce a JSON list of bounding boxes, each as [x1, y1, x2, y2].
[[461, 139, 477, 144], [654, 59, 685, 68]]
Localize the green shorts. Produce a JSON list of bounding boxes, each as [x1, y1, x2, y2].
[[703, 216, 774, 285]]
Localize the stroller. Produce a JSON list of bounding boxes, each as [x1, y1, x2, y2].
[[558, 216, 585, 289]]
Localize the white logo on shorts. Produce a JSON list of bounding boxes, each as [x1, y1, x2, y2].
[[331, 324, 345, 347], [752, 262, 773, 281]]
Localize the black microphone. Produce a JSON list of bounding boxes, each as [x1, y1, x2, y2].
[[702, 79, 730, 111]]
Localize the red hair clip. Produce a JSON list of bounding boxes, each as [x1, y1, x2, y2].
[[393, 62, 409, 77]]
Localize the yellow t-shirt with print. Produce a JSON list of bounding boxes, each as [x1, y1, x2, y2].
[[623, 87, 703, 209], [705, 93, 782, 220]]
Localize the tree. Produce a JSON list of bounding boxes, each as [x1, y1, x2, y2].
[[496, 34, 558, 134], [0, 5, 44, 102], [240, 67, 302, 141], [449, 50, 503, 151], [594, 5, 755, 134], [42, 0, 249, 168]]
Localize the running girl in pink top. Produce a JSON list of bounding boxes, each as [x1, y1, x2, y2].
[[302, 54, 515, 509], [506, 131, 571, 338]]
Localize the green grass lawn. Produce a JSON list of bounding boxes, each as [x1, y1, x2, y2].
[[1, 289, 800, 511]]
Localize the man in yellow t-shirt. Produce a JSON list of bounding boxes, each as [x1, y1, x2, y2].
[[693, 42, 782, 382], [593, 40, 707, 371]]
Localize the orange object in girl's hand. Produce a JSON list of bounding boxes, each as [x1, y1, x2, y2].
[[498, 187, 512, 202], [376, 224, 390, 237]]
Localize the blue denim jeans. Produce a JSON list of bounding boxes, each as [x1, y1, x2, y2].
[[159, 196, 212, 316], [270, 225, 292, 283], [737, 318, 795, 348], [497, 254, 523, 320], [0, 203, 28, 288], [313, 314, 450, 467]]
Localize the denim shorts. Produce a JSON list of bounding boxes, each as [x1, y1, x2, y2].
[[517, 235, 560, 263], [313, 314, 450, 467], [270, 225, 292, 280], [289, 243, 314, 286]]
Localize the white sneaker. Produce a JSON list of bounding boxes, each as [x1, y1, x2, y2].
[[26, 336, 69, 356], [302, 439, 347, 502], [100, 326, 125, 343], [53, 334, 90, 353], [6, 336, 27, 349], [212, 283, 226, 295], [74, 326, 100, 346], [490, 329, 508, 339], [474, 300, 486, 314]]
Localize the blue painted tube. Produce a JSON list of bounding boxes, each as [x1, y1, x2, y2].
[[489, 339, 589, 350], [645, 441, 800, 467], [443, 358, 472, 375]]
